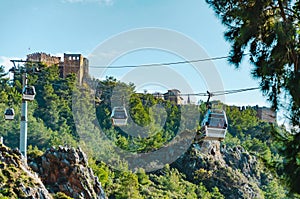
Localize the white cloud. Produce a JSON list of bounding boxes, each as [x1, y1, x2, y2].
[[0, 56, 25, 73], [63, 0, 113, 5]]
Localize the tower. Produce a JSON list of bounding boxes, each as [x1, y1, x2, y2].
[[63, 53, 89, 85]]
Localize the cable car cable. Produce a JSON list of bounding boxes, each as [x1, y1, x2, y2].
[[88, 55, 231, 68], [179, 87, 259, 97], [33, 78, 260, 98]]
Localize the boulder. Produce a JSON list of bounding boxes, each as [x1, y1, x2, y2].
[[29, 146, 106, 199], [171, 141, 264, 199]]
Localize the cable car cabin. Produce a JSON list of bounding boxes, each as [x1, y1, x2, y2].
[[4, 108, 15, 120], [195, 109, 228, 141], [22, 86, 36, 101], [111, 107, 128, 126]]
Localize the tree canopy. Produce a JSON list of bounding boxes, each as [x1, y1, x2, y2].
[[206, 0, 300, 193], [0, 65, 298, 197], [206, 0, 300, 131]]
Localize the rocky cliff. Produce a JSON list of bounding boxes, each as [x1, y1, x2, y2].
[[171, 140, 271, 199], [0, 140, 281, 199], [0, 143, 52, 198], [0, 143, 106, 199], [28, 146, 106, 199]]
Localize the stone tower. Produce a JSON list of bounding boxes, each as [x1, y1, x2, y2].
[[63, 53, 89, 85]]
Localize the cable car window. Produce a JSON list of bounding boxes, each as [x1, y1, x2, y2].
[[111, 107, 128, 126], [5, 109, 14, 115], [22, 86, 36, 101], [4, 108, 15, 120], [113, 110, 127, 119], [23, 86, 35, 95], [209, 113, 223, 126], [209, 117, 225, 128], [26, 89, 33, 95]]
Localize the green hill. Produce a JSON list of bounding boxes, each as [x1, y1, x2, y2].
[[0, 64, 299, 198]]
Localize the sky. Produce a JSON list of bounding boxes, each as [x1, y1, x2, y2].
[[0, 0, 273, 109]]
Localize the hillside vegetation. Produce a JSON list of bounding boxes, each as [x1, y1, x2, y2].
[[0, 64, 299, 198]]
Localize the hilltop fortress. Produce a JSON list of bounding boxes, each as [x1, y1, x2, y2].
[[27, 52, 89, 85], [26, 52, 276, 124]]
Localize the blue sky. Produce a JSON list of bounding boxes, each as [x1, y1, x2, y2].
[[0, 0, 272, 108]]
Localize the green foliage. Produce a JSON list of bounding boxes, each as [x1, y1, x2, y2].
[[27, 145, 43, 159], [129, 93, 153, 126], [149, 165, 200, 198], [196, 182, 212, 199], [262, 179, 287, 199], [0, 62, 79, 152], [113, 170, 141, 199], [206, 2, 300, 192], [95, 77, 184, 153], [210, 187, 225, 199], [136, 168, 150, 185], [88, 159, 111, 187], [243, 138, 272, 163], [206, 0, 300, 128], [87, 161, 221, 199], [225, 106, 258, 138], [224, 106, 286, 169], [275, 128, 300, 194], [32, 64, 77, 137], [53, 192, 73, 199], [223, 133, 241, 149], [194, 168, 213, 181], [0, 158, 39, 198], [0, 61, 296, 198]]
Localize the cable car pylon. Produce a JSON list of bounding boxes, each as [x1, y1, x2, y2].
[[20, 73, 28, 158], [9, 60, 39, 158]]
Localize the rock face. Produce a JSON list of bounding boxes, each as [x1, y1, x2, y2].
[[171, 140, 264, 199], [29, 146, 106, 199], [0, 143, 53, 199]]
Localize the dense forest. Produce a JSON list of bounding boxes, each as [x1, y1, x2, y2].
[[0, 63, 299, 198]]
